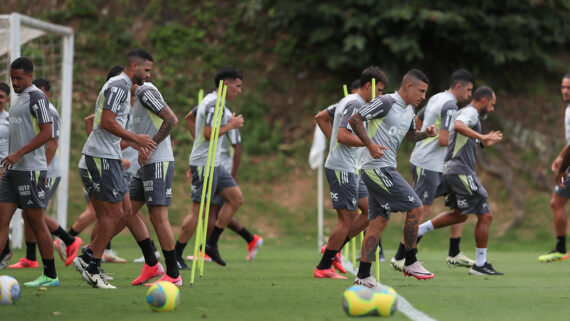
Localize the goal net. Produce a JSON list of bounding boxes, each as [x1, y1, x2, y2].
[[0, 13, 74, 248]]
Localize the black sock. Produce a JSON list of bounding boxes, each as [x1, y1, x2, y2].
[[80, 248, 93, 264], [378, 238, 384, 256], [449, 237, 461, 257], [416, 235, 423, 245], [339, 237, 351, 251], [42, 258, 57, 279], [175, 241, 187, 259], [404, 248, 418, 266], [150, 240, 158, 252], [1, 243, 10, 255], [162, 249, 179, 278], [68, 227, 79, 237], [53, 226, 75, 246], [394, 243, 406, 260], [556, 235, 567, 253], [86, 258, 101, 274], [317, 249, 337, 270], [207, 226, 224, 248], [239, 227, 254, 243], [357, 262, 372, 279], [106, 241, 111, 250], [137, 238, 158, 266], [26, 242, 37, 261]]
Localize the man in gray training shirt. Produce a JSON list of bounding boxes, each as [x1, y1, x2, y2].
[[349, 69, 437, 287], [415, 86, 504, 276], [0, 82, 10, 269]]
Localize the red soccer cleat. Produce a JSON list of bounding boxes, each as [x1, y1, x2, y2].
[[8, 257, 39, 269], [247, 235, 263, 261], [65, 237, 83, 267], [313, 267, 347, 279], [131, 262, 164, 286], [320, 245, 346, 274], [144, 273, 182, 287]]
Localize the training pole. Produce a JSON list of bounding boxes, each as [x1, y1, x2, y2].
[[371, 78, 380, 282], [190, 81, 224, 285]]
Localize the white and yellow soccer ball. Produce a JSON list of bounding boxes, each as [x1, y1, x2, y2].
[[0, 275, 21, 305], [342, 284, 397, 317], [146, 281, 180, 312]]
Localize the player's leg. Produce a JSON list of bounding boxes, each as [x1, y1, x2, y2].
[[353, 214, 388, 288], [8, 216, 39, 268], [0, 202, 18, 270], [538, 192, 568, 262], [176, 201, 201, 269], [468, 210, 503, 275]]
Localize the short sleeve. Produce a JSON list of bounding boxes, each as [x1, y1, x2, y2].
[[359, 96, 392, 120], [191, 105, 198, 117], [408, 117, 416, 133], [326, 104, 337, 118], [228, 128, 241, 145], [138, 87, 167, 114], [440, 101, 458, 131], [339, 100, 361, 131], [417, 106, 426, 121], [29, 91, 51, 125], [50, 107, 61, 139], [103, 82, 129, 113], [204, 101, 217, 127], [455, 107, 479, 128]]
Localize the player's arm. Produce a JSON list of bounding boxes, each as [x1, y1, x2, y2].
[[231, 143, 242, 179], [552, 145, 568, 173], [153, 106, 178, 145], [415, 106, 426, 130], [204, 111, 244, 140], [437, 104, 456, 146], [556, 145, 570, 187], [337, 102, 365, 147], [45, 137, 58, 166], [406, 117, 437, 142], [84, 114, 94, 135], [315, 106, 334, 140], [453, 119, 502, 147], [185, 107, 198, 138], [348, 98, 388, 158]]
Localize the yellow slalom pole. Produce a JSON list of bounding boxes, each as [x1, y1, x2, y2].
[[343, 84, 348, 97], [199, 84, 228, 276], [371, 78, 380, 283], [198, 88, 204, 104], [190, 82, 224, 285]]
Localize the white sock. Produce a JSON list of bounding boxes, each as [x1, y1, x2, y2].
[[417, 220, 434, 237], [475, 248, 487, 267]]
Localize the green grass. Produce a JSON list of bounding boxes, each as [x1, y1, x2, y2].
[[2, 232, 568, 321]]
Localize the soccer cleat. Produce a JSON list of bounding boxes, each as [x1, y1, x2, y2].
[[353, 275, 381, 288], [102, 249, 127, 263], [247, 235, 263, 261], [8, 257, 39, 268], [176, 256, 190, 270], [82, 270, 116, 289], [390, 257, 405, 272], [144, 273, 182, 287], [205, 244, 226, 266], [24, 274, 59, 287], [447, 252, 476, 268], [320, 245, 346, 274], [538, 250, 568, 263], [132, 262, 165, 286], [100, 268, 114, 281], [0, 250, 13, 269], [133, 250, 161, 263], [403, 261, 434, 280], [54, 239, 67, 262], [469, 262, 504, 275], [187, 251, 213, 262], [64, 237, 83, 267], [73, 256, 89, 274], [313, 267, 347, 279]]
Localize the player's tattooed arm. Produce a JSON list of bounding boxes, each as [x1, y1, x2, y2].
[[349, 113, 387, 158], [407, 125, 437, 142], [154, 106, 178, 145]]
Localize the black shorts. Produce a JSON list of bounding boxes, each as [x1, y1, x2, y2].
[[0, 170, 48, 209], [84, 156, 126, 203], [411, 164, 446, 205], [130, 161, 174, 206], [443, 173, 490, 215]]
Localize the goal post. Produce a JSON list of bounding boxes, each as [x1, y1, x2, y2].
[[0, 13, 74, 247]]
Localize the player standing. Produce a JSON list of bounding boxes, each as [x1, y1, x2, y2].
[[0, 82, 12, 269]]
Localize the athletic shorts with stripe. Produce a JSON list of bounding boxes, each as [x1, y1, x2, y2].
[[44, 177, 61, 207], [130, 161, 174, 206], [0, 170, 48, 209], [84, 155, 126, 203], [410, 164, 446, 205], [190, 165, 237, 203], [325, 168, 359, 211], [443, 173, 490, 215], [357, 174, 368, 199], [360, 167, 422, 220], [554, 167, 570, 198]]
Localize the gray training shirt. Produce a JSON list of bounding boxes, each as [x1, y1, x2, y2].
[[132, 82, 174, 163], [82, 72, 132, 160], [409, 90, 458, 172], [219, 107, 241, 173], [9, 85, 52, 171], [444, 105, 481, 175], [565, 105, 570, 145], [47, 103, 62, 178], [324, 93, 366, 173], [358, 91, 416, 170], [189, 91, 228, 167], [0, 110, 9, 164]]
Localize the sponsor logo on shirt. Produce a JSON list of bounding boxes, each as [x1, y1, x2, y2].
[[9, 117, 23, 124], [18, 185, 31, 196], [388, 126, 408, 137]]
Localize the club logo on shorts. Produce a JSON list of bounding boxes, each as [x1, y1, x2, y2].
[[330, 192, 339, 201], [457, 199, 469, 209], [408, 196, 415, 202], [381, 203, 390, 212], [352, 198, 357, 206], [93, 182, 101, 192], [18, 185, 31, 196], [165, 188, 172, 196], [423, 191, 429, 200], [112, 189, 118, 198], [143, 180, 154, 192], [37, 190, 45, 200]]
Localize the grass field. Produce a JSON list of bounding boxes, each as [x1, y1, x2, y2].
[[1, 232, 568, 321]]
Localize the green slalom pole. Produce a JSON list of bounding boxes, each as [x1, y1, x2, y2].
[[198, 89, 204, 105], [199, 84, 228, 276], [343, 84, 348, 97], [371, 78, 380, 283], [190, 81, 224, 285]]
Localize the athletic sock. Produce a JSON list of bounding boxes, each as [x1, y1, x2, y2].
[[207, 226, 224, 248], [239, 227, 254, 243], [137, 238, 158, 266], [357, 262, 372, 279], [417, 220, 434, 238], [394, 243, 406, 260], [556, 235, 566, 253], [316, 249, 337, 270], [2, 243, 10, 255], [404, 248, 418, 266], [53, 226, 75, 246], [339, 237, 351, 251], [80, 249, 92, 264], [106, 241, 112, 250], [86, 258, 101, 274], [26, 242, 37, 261], [475, 248, 487, 267], [42, 258, 57, 279], [448, 237, 461, 257], [68, 227, 79, 237], [416, 235, 423, 245], [150, 239, 158, 252], [175, 241, 187, 258], [162, 249, 179, 278]]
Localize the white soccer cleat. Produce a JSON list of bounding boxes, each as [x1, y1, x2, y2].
[[102, 249, 127, 263], [447, 252, 476, 268], [403, 261, 434, 280], [82, 270, 117, 289], [353, 275, 381, 289], [390, 257, 405, 272]]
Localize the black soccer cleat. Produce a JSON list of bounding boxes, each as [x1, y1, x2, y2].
[[205, 244, 226, 266], [468, 262, 504, 275], [176, 256, 190, 270]]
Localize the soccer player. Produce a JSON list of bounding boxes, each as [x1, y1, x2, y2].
[[349, 69, 437, 286], [350, 79, 361, 94], [312, 66, 388, 279], [128, 80, 181, 285], [539, 73, 570, 262], [8, 78, 82, 269], [0, 57, 58, 287], [74, 49, 156, 288], [176, 67, 245, 266], [415, 86, 504, 275], [391, 69, 476, 271], [0, 82, 11, 269]]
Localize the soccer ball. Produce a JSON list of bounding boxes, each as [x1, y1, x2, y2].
[[342, 285, 397, 317], [146, 281, 180, 312], [0, 275, 21, 305]]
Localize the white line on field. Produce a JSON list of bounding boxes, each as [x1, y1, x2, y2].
[[341, 257, 437, 321]]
